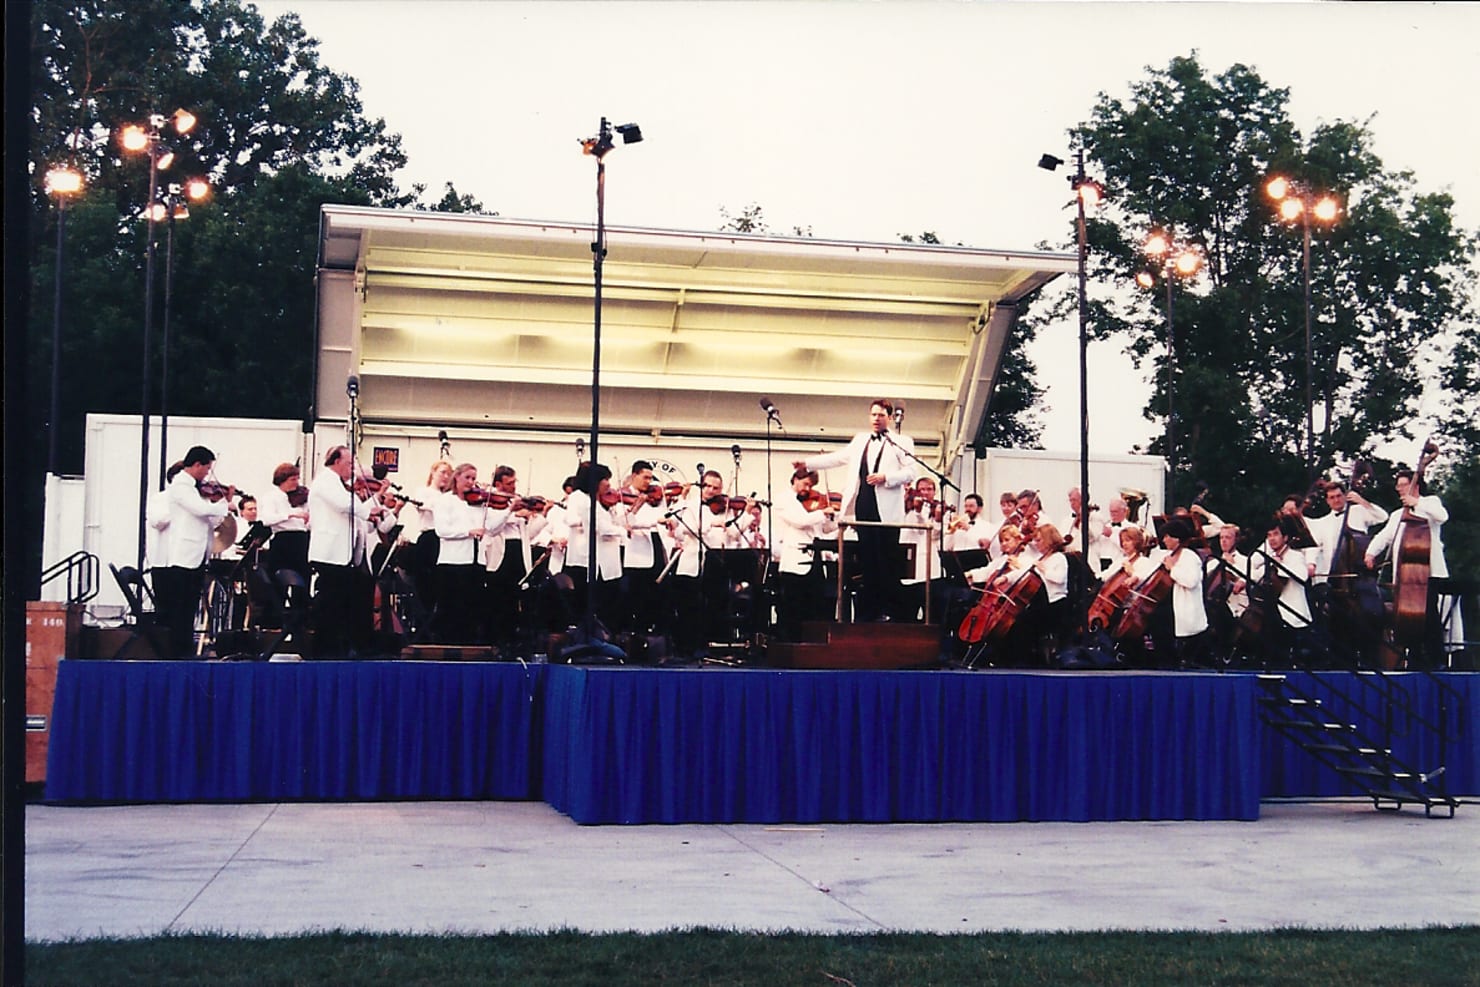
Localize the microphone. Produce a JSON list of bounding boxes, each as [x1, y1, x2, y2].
[[696, 462, 705, 480], [663, 505, 685, 519], [576, 437, 586, 459], [759, 397, 783, 428], [731, 444, 742, 463], [893, 405, 904, 431], [346, 375, 359, 398], [438, 429, 448, 443]]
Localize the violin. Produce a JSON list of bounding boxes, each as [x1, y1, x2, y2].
[[197, 480, 233, 502], [705, 494, 729, 516], [645, 485, 665, 507], [286, 486, 309, 508], [599, 487, 622, 508], [799, 489, 828, 512], [462, 485, 496, 507]]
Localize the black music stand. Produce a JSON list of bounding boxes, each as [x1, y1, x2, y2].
[[943, 550, 989, 584]]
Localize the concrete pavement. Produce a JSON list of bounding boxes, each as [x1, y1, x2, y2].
[[24, 799, 1479, 940]]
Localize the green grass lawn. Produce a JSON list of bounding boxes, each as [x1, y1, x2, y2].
[[25, 927, 1480, 986]]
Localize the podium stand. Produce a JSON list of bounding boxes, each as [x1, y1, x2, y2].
[[834, 519, 935, 623]]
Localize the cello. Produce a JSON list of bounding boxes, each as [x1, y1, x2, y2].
[[1086, 565, 1138, 633], [1110, 550, 1180, 641], [958, 566, 1044, 644], [1391, 439, 1441, 651]]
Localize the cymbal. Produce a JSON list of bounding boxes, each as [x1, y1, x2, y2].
[[212, 514, 239, 555]]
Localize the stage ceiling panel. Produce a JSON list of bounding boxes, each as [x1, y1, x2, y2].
[[317, 206, 1074, 459]]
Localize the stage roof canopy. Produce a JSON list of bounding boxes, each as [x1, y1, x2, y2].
[[316, 205, 1075, 458]]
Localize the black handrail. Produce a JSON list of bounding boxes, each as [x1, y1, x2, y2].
[[39, 550, 100, 605]]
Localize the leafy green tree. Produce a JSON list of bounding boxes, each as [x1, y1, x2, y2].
[[1065, 53, 1477, 524]]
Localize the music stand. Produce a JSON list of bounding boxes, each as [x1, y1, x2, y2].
[[942, 550, 989, 584]]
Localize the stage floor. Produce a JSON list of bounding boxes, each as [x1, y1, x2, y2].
[[42, 661, 1479, 824]]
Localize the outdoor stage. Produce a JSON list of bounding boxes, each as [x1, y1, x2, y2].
[[43, 661, 1479, 823]]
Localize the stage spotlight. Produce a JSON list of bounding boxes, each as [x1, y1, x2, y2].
[[1038, 153, 1064, 171], [616, 122, 643, 144]]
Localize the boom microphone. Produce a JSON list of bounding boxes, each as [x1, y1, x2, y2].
[[346, 375, 359, 398], [759, 397, 783, 428]]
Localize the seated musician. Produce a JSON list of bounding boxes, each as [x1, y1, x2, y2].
[[944, 493, 989, 554], [1096, 497, 1148, 574], [774, 468, 838, 642], [1203, 525, 1250, 655], [1146, 517, 1210, 668], [1364, 466, 1462, 666], [1243, 515, 1317, 664]]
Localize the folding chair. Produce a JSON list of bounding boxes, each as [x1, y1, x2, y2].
[[108, 564, 172, 659]]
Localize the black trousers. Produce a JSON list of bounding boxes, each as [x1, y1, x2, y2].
[[854, 524, 899, 621], [157, 565, 205, 658]]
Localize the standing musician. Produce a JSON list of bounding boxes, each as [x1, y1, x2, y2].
[[1311, 480, 1386, 584], [145, 460, 185, 577], [622, 481, 669, 638], [433, 463, 487, 644], [563, 462, 625, 631], [157, 445, 235, 658], [256, 462, 311, 621], [897, 476, 946, 622], [943, 493, 988, 553], [405, 460, 455, 627], [1364, 466, 1462, 665], [307, 445, 390, 657], [480, 465, 534, 654], [1058, 487, 1102, 559], [796, 399, 916, 622], [773, 468, 839, 642], [672, 469, 737, 656]]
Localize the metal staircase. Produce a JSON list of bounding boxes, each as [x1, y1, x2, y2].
[[1257, 671, 1463, 817]]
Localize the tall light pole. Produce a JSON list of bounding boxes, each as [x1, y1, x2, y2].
[[1040, 149, 1104, 625], [44, 165, 85, 477], [1135, 231, 1203, 490], [153, 177, 211, 487], [577, 116, 642, 649], [119, 108, 196, 574], [1266, 176, 1341, 480]]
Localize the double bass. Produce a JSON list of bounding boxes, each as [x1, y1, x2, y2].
[[1391, 438, 1441, 651]]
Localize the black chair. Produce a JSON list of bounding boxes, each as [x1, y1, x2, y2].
[[108, 564, 171, 659]]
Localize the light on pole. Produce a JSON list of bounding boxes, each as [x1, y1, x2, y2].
[[44, 164, 85, 477], [575, 116, 642, 653], [1040, 149, 1104, 626], [1135, 230, 1203, 487], [1266, 175, 1341, 479], [119, 108, 197, 574], [153, 178, 211, 487]]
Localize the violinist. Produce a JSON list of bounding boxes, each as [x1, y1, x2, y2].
[[668, 470, 730, 659], [307, 445, 387, 657], [257, 463, 311, 616], [563, 462, 625, 631], [403, 460, 455, 623], [157, 445, 234, 657], [623, 481, 670, 638], [481, 465, 535, 653], [432, 463, 488, 644], [897, 477, 946, 621], [145, 460, 185, 576], [1365, 467, 1461, 665], [984, 491, 1019, 558], [774, 468, 839, 641], [1057, 487, 1102, 558]]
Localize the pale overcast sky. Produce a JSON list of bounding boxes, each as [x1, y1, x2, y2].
[[252, 0, 1480, 455]]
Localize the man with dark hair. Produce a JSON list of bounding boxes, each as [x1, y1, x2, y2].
[[796, 399, 916, 622], [308, 444, 392, 656], [1365, 467, 1461, 665], [158, 446, 234, 657]]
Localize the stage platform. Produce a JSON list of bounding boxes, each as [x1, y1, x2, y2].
[[44, 660, 1478, 824]]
